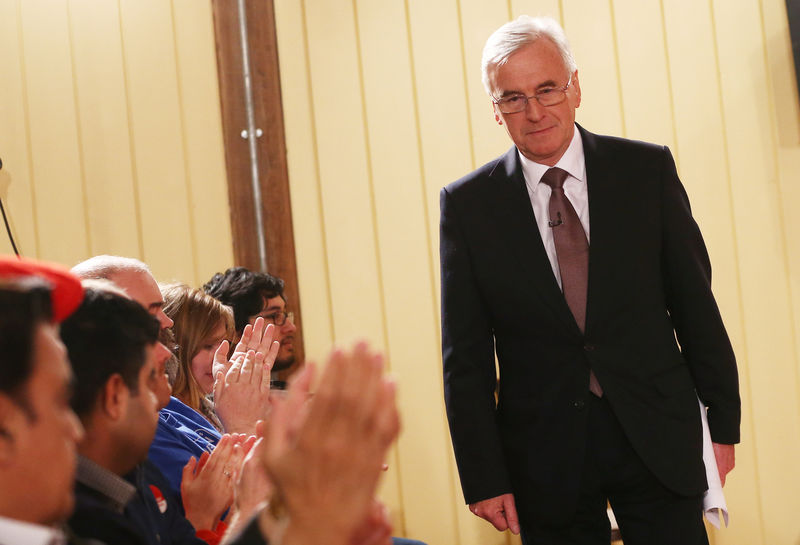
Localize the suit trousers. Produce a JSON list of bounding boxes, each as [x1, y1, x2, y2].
[[520, 395, 709, 545]]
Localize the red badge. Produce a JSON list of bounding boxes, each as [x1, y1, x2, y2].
[[149, 484, 168, 514]]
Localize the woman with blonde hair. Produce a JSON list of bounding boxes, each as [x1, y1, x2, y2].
[[161, 283, 235, 428]]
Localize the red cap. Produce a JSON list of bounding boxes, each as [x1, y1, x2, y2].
[[0, 256, 84, 322]]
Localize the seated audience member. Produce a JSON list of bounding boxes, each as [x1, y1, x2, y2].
[[203, 268, 297, 386], [151, 283, 276, 497], [60, 287, 211, 545], [0, 259, 84, 542], [73, 257, 275, 518], [72, 256, 174, 409], [161, 283, 236, 429]]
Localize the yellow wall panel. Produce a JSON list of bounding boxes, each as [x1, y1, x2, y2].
[[274, 0, 335, 365], [458, 0, 516, 165], [2, 0, 232, 284], [510, 0, 560, 21], [611, 0, 675, 148], [405, 0, 472, 317], [301, 0, 403, 524], [118, 0, 195, 284], [661, 2, 762, 543], [302, 0, 386, 346], [763, 0, 800, 416], [20, 0, 89, 263], [0, 0, 38, 257], [171, 0, 234, 284], [354, 2, 461, 543], [561, 0, 623, 136], [68, 0, 141, 258], [713, 1, 800, 544]]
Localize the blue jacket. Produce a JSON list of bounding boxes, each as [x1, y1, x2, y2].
[[149, 397, 221, 495]]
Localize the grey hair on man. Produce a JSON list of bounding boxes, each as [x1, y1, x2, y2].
[[481, 15, 577, 95]]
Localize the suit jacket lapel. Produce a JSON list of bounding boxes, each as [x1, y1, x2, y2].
[[579, 125, 616, 335], [488, 147, 581, 334]]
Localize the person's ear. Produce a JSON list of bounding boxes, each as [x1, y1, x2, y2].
[[572, 70, 581, 109], [0, 394, 26, 466], [100, 374, 129, 421], [493, 102, 503, 125]]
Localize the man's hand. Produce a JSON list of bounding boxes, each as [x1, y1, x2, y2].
[[712, 442, 735, 486], [260, 342, 400, 545], [213, 327, 280, 434], [469, 493, 520, 535]]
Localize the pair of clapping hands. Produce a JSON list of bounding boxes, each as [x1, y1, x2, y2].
[[180, 318, 279, 533], [213, 317, 280, 435]]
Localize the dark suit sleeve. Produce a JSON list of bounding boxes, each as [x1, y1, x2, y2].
[[659, 146, 741, 444], [440, 186, 512, 504]]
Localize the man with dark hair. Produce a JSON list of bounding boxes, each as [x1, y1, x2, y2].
[[60, 287, 205, 545], [203, 267, 298, 377], [0, 280, 83, 538], [0, 259, 84, 542]]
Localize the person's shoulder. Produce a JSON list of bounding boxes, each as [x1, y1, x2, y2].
[[580, 126, 668, 159], [443, 147, 517, 196]]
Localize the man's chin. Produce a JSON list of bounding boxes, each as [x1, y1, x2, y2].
[[272, 355, 295, 372]]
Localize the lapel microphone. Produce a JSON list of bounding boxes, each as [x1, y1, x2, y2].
[[548, 212, 563, 228]]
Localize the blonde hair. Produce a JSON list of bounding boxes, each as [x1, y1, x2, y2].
[[161, 283, 235, 417]]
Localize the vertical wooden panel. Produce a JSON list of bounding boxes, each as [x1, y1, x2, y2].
[[0, 0, 38, 257], [611, 0, 675, 149], [406, 0, 473, 310], [19, 0, 88, 263], [510, 0, 560, 21], [301, 0, 404, 528], [713, 0, 800, 543], [406, 2, 508, 543], [302, 0, 385, 345], [661, 2, 762, 543], [561, 0, 623, 136], [763, 0, 800, 417], [68, 0, 141, 258], [118, 0, 195, 284], [355, 1, 462, 543], [458, 0, 515, 165], [171, 0, 234, 283], [273, 0, 334, 365]]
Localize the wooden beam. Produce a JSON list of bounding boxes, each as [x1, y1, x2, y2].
[[211, 0, 304, 376]]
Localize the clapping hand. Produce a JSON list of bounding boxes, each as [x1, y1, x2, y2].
[[213, 320, 280, 434]]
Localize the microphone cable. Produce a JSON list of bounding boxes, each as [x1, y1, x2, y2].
[[0, 157, 21, 257]]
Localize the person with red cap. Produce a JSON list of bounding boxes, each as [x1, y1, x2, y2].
[[0, 257, 85, 543]]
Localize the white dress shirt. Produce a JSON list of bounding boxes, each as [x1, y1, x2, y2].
[[0, 516, 65, 545], [518, 126, 588, 290]]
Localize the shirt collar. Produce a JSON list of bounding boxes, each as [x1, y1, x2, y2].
[[518, 124, 586, 191], [76, 456, 136, 513], [0, 515, 65, 545]]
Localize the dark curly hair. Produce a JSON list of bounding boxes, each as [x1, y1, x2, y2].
[[202, 267, 284, 334]]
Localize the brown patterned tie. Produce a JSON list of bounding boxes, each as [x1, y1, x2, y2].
[[541, 167, 603, 397]]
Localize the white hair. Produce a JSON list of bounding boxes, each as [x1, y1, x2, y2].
[[71, 255, 150, 281], [481, 15, 577, 96]]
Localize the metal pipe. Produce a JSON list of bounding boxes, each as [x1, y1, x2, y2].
[[236, 0, 268, 272]]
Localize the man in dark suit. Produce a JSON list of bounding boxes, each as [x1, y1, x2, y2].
[[440, 15, 740, 545]]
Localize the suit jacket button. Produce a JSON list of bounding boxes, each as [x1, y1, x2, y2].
[[583, 344, 595, 351], [573, 400, 586, 410]]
